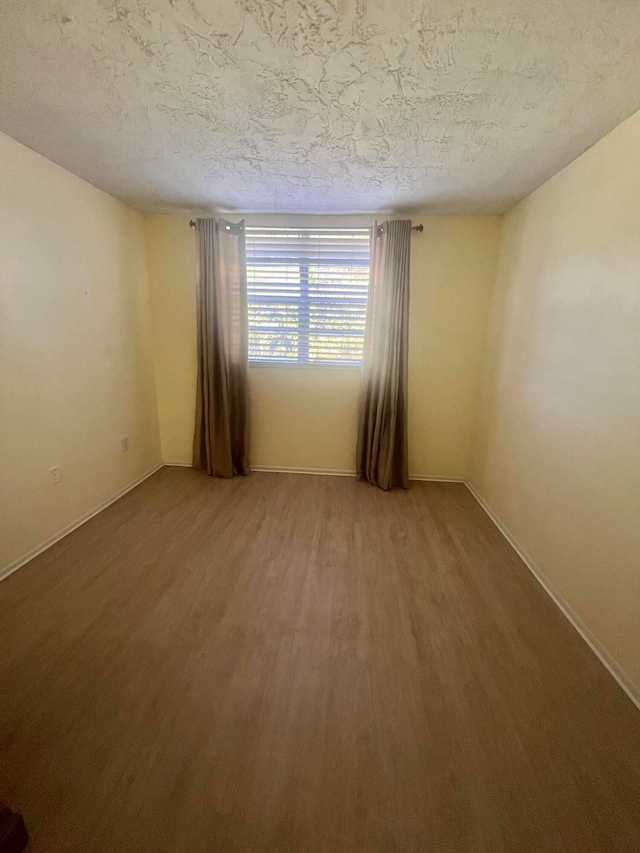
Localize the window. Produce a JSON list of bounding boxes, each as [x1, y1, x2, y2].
[[245, 227, 370, 365]]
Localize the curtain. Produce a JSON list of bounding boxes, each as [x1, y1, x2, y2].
[[192, 218, 250, 477], [356, 220, 411, 490]]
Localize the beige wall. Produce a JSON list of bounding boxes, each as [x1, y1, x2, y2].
[[469, 110, 640, 696], [144, 214, 500, 478], [0, 132, 161, 573]]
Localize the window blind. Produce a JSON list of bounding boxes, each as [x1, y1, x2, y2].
[[245, 227, 371, 365]]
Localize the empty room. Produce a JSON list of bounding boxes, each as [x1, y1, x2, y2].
[[1, 1, 639, 851]]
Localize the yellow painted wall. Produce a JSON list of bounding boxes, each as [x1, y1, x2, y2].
[[469, 110, 640, 695], [144, 214, 501, 477], [0, 132, 161, 573]]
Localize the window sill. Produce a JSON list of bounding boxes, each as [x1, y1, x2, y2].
[[249, 361, 362, 370]]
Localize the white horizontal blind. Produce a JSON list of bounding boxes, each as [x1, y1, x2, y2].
[[245, 227, 371, 365]]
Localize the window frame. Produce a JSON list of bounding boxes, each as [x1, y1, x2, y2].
[[245, 226, 370, 369]]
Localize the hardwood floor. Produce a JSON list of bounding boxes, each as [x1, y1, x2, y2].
[[0, 468, 639, 852]]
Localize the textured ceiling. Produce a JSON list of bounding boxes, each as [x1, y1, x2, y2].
[[2, 1, 640, 214]]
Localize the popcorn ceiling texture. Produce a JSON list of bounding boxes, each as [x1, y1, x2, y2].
[[1, 0, 640, 213]]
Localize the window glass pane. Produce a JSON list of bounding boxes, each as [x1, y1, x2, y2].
[[249, 304, 298, 330], [308, 303, 366, 333], [309, 334, 364, 364], [248, 331, 298, 362], [246, 228, 370, 365]]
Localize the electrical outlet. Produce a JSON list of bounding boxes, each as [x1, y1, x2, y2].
[[50, 466, 61, 485], [121, 437, 130, 452]]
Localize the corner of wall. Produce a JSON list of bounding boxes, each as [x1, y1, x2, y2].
[[464, 212, 505, 483]]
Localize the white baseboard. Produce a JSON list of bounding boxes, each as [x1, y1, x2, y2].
[[252, 467, 464, 481], [464, 479, 640, 711], [165, 462, 462, 482], [0, 462, 164, 584], [410, 475, 463, 483], [252, 465, 356, 477]]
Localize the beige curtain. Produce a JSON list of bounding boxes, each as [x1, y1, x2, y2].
[[356, 220, 411, 490], [192, 218, 250, 477]]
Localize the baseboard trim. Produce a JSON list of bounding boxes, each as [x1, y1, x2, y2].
[[464, 479, 640, 711], [252, 465, 356, 477], [164, 462, 462, 482], [410, 475, 463, 483], [0, 462, 164, 584]]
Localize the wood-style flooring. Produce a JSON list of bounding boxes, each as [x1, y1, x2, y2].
[[1, 467, 639, 852]]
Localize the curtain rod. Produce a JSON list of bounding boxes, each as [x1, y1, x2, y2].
[[189, 220, 423, 232]]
